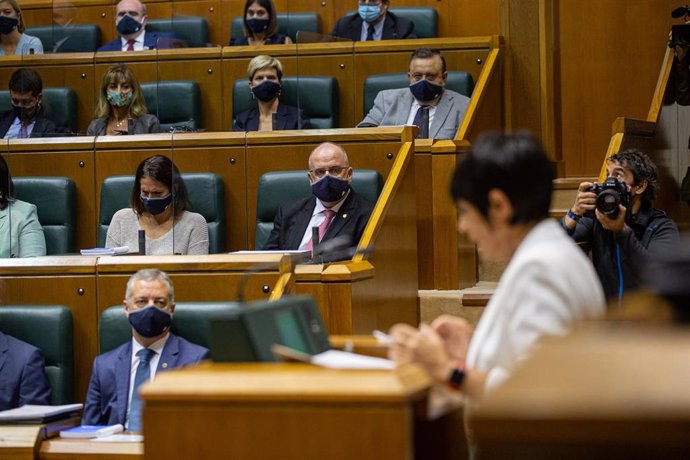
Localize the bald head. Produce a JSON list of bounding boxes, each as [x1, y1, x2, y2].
[[308, 142, 349, 170]]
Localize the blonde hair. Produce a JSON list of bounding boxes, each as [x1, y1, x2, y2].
[[0, 0, 25, 33], [246, 55, 283, 81], [94, 64, 148, 119]]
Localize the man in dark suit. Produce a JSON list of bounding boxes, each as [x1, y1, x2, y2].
[[331, 0, 415, 41], [98, 0, 177, 52], [82, 269, 208, 431], [0, 68, 70, 139], [263, 142, 374, 256], [0, 331, 52, 410]]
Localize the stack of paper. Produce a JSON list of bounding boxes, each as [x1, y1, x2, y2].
[[0, 404, 83, 424], [60, 424, 124, 439], [80, 247, 130, 256]]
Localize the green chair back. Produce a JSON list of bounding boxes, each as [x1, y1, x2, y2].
[[0, 87, 77, 133], [0, 306, 73, 404], [13, 177, 76, 255], [232, 76, 338, 129], [99, 303, 242, 354], [99, 173, 225, 253], [389, 7, 437, 38], [362, 71, 474, 116], [255, 169, 382, 249], [230, 12, 320, 42], [146, 17, 210, 48], [141, 81, 202, 131], [25, 24, 101, 52]]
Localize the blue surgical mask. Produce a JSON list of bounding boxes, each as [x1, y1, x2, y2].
[[358, 4, 382, 24], [106, 91, 133, 108], [116, 14, 143, 36], [409, 79, 444, 103], [128, 306, 172, 338], [0, 16, 18, 35], [246, 18, 270, 34], [251, 80, 281, 102], [312, 175, 350, 203], [140, 194, 172, 215]]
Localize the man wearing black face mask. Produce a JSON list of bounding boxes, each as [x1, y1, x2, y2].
[[263, 142, 374, 256], [0, 68, 70, 138], [82, 269, 209, 432], [98, 0, 176, 52], [358, 48, 470, 140]]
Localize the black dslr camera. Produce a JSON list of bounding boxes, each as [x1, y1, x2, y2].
[[589, 177, 630, 219]]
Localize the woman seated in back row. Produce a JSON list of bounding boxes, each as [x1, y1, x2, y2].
[[0, 0, 42, 56], [87, 64, 164, 136], [233, 55, 310, 131], [0, 153, 46, 258], [106, 155, 209, 255], [230, 0, 292, 46]]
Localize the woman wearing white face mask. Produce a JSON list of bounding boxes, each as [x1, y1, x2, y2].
[[0, 0, 42, 56], [229, 0, 292, 46], [105, 155, 209, 255], [233, 55, 310, 132], [87, 64, 163, 136]]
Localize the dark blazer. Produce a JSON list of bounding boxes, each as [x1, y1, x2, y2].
[[330, 11, 415, 41], [233, 103, 311, 131], [86, 114, 164, 136], [97, 31, 177, 52], [0, 110, 70, 138], [263, 189, 374, 253], [82, 333, 209, 426], [229, 33, 289, 46], [0, 332, 52, 410]]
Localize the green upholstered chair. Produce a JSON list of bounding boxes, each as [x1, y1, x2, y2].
[[146, 17, 210, 48], [255, 169, 383, 249], [0, 306, 73, 404], [230, 12, 320, 43], [232, 76, 338, 129], [13, 177, 77, 255], [362, 71, 475, 116], [99, 173, 225, 253], [0, 88, 78, 134], [25, 24, 101, 52], [140, 81, 202, 131], [99, 303, 241, 353], [389, 7, 438, 38]]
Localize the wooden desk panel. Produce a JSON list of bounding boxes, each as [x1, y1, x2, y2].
[[0, 257, 99, 405], [40, 438, 143, 460]]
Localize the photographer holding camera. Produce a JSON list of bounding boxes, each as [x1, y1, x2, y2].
[[562, 149, 679, 300]]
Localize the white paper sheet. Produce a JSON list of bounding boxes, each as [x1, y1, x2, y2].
[[310, 349, 395, 370]]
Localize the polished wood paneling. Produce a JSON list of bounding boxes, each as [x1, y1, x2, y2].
[[40, 437, 143, 460]]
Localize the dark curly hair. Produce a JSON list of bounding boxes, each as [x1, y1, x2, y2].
[[608, 149, 658, 207]]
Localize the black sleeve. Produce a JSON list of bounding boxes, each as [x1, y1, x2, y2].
[[401, 18, 416, 39], [298, 109, 311, 130], [561, 214, 595, 243], [675, 56, 690, 106], [615, 218, 680, 266], [262, 205, 285, 250], [233, 111, 247, 132]]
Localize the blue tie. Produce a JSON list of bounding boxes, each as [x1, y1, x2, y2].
[[413, 106, 430, 138], [128, 348, 155, 432], [366, 24, 375, 41]]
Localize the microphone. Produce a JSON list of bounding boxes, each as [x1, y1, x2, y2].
[[311, 226, 319, 258], [138, 229, 145, 255]]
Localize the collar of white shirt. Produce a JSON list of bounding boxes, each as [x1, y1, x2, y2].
[[406, 97, 439, 127], [130, 330, 169, 367], [120, 30, 146, 51], [312, 189, 350, 217], [360, 14, 386, 41]]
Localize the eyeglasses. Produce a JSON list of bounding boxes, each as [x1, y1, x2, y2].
[[309, 166, 347, 179], [359, 1, 383, 5]]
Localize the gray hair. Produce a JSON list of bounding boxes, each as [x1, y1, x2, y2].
[[125, 269, 174, 303], [308, 142, 349, 169]]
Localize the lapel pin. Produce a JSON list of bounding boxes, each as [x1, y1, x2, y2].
[[342, 213, 348, 219], [162, 363, 168, 369]]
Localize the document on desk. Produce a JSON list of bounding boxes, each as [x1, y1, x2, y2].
[[0, 404, 83, 423], [92, 434, 144, 443], [311, 350, 395, 370]]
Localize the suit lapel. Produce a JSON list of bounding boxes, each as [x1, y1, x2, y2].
[[382, 14, 396, 39], [323, 192, 356, 240], [0, 333, 9, 375], [246, 108, 260, 132], [0, 113, 13, 138], [275, 104, 289, 131], [348, 16, 363, 41], [287, 199, 316, 250], [430, 91, 453, 139], [115, 342, 132, 424], [157, 334, 179, 372]]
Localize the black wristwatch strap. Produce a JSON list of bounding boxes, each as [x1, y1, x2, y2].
[[448, 366, 465, 390]]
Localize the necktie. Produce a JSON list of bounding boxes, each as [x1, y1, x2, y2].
[[126, 39, 135, 51], [306, 209, 336, 251], [366, 24, 375, 41], [412, 106, 430, 139], [18, 124, 28, 139], [128, 348, 155, 432]]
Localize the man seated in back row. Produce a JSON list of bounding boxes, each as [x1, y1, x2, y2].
[[0, 330, 51, 410], [263, 142, 374, 256], [98, 0, 175, 52], [330, 0, 415, 41], [83, 269, 208, 432], [358, 48, 470, 140]]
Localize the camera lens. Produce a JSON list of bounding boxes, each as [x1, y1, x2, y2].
[[596, 190, 621, 215]]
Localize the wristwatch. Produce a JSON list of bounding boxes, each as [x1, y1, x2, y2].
[[448, 365, 466, 390], [567, 210, 582, 222]]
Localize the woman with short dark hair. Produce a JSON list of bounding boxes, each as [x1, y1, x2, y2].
[[105, 155, 209, 255], [229, 0, 292, 46], [0, 154, 46, 258]]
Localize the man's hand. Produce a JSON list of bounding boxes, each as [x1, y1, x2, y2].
[[571, 181, 596, 216], [595, 205, 627, 233], [430, 315, 473, 364], [388, 323, 455, 383]]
